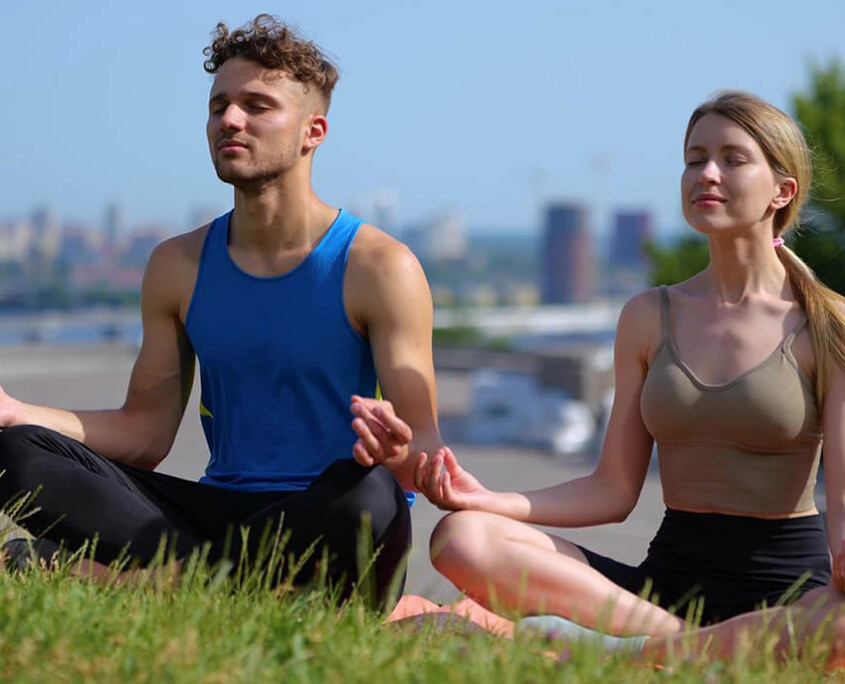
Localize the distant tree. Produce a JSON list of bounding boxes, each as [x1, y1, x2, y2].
[[432, 325, 484, 348], [644, 237, 710, 287], [792, 59, 845, 295]]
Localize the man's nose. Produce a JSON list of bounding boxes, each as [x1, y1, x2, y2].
[[219, 104, 246, 131]]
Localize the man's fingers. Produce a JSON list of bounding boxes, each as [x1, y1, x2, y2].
[[373, 406, 413, 442], [351, 396, 412, 443], [351, 400, 381, 425], [353, 441, 375, 467], [352, 401, 408, 446], [351, 417, 384, 459], [367, 416, 396, 446]]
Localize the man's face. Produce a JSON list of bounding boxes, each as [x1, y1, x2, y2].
[[206, 57, 324, 188]]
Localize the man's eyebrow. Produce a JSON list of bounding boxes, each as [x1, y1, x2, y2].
[[209, 90, 280, 104]]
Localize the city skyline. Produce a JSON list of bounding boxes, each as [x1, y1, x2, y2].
[[3, 1, 844, 236]]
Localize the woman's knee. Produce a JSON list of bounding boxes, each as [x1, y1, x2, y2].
[[430, 510, 493, 575]]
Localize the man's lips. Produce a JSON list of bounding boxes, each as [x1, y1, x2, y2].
[[217, 140, 248, 152]]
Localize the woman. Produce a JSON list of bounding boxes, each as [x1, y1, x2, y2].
[[353, 91, 845, 661]]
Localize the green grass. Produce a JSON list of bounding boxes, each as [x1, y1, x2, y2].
[[0, 561, 841, 684], [0, 510, 839, 682]]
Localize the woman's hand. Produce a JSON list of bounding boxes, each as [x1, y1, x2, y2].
[[414, 446, 491, 511]]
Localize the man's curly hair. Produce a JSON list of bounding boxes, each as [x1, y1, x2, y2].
[[203, 15, 339, 109]]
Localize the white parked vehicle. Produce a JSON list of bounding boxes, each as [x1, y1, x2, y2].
[[464, 369, 596, 456]]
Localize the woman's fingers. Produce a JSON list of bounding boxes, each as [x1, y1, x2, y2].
[[442, 446, 464, 477], [413, 452, 428, 491], [424, 449, 442, 498], [440, 468, 456, 508]]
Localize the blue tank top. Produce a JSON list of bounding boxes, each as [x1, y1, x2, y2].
[[185, 209, 378, 491]]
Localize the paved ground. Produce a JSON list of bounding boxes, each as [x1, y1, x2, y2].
[[0, 343, 666, 600]]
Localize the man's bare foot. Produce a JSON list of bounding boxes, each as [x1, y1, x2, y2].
[[1, 538, 65, 572]]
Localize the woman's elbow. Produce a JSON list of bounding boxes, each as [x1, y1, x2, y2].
[[608, 503, 634, 524]]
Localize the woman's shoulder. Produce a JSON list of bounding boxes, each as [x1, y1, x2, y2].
[[620, 287, 662, 322], [616, 288, 665, 361]]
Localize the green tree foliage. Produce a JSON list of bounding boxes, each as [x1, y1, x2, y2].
[[644, 236, 710, 287], [794, 60, 845, 225], [792, 59, 845, 294]]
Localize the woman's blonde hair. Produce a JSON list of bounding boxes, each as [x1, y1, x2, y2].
[[685, 90, 845, 407]]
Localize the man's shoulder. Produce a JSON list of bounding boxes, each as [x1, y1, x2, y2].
[[146, 224, 211, 273], [344, 223, 430, 322], [348, 223, 421, 277]]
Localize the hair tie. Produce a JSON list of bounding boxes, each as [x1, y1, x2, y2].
[[773, 236, 785, 248]]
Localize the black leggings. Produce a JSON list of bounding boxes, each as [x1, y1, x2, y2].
[[579, 508, 831, 624], [0, 425, 411, 608]]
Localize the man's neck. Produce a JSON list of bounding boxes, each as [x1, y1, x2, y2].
[[230, 174, 335, 253]]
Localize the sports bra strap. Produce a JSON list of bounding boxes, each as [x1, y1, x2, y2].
[[782, 317, 809, 351], [658, 285, 671, 341]]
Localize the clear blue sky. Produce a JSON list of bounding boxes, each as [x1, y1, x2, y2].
[[2, 0, 844, 236]]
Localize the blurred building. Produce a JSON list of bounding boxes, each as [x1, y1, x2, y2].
[[59, 224, 101, 265], [0, 220, 33, 262], [122, 225, 168, 267], [606, 209, 652, 298], [540, 203, 594, 304], [29, 205, 62, 262], [103, 201, 122, 261], [610, 210, 652, 269], [372, 187, 400, 237], [404, 211, 468, 264], [188, 205, 222, 230]]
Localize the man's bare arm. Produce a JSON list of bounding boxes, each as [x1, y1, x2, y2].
[[345, 225, 441, 490], [0, 233, 202, 470]]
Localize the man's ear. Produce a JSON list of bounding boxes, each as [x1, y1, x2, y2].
[[302, 114, 328, 154]]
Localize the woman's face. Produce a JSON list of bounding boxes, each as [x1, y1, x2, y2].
[[681, 113, 783, 237]]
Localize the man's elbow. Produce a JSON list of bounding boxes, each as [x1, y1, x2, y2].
[[122, 418, 174, 471], [131, 447, 168, 471]]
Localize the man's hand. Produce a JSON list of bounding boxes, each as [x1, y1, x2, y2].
[[350, 395, 413, 467], [414, 446, 490, 511]]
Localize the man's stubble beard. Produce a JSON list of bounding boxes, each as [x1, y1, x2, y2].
[[213, 158, 292, 194]]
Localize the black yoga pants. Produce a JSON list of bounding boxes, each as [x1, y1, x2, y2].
[[0, 425, 411, 609], [578, 507, 831, 625]]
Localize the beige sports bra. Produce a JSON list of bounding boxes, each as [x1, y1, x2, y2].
[[640, 286, 822, 516]]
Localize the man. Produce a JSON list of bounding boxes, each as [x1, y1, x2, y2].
[[0, 15, 440, 608]]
